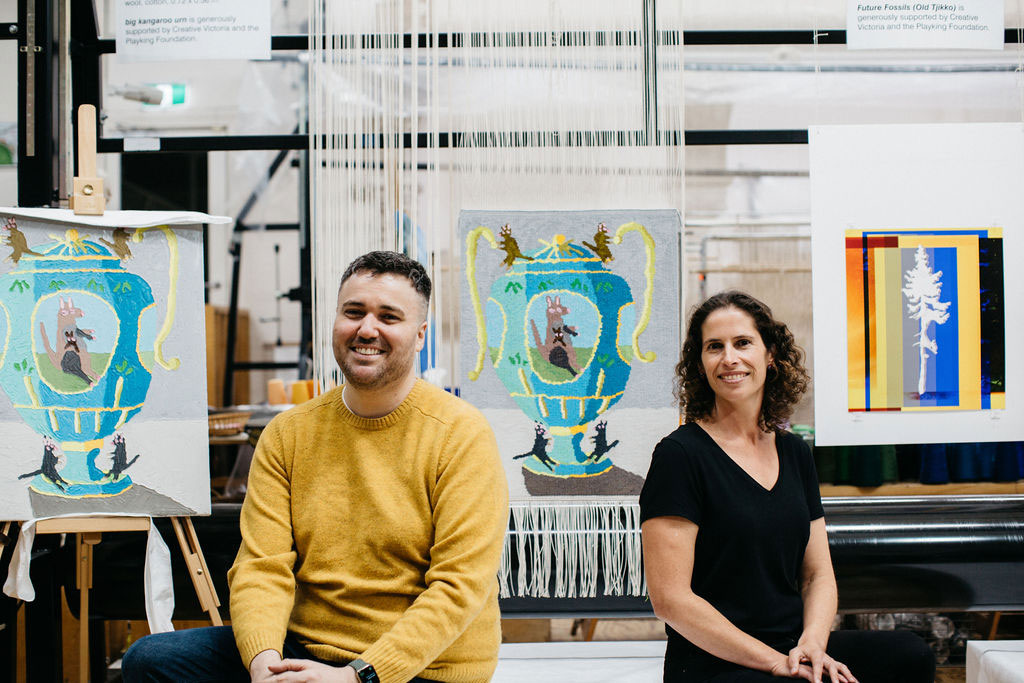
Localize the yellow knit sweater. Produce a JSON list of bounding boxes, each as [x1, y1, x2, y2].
[[228, 380, 509, 683]]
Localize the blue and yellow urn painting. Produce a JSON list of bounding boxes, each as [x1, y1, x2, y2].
[[461, 210, 681, 498], [0, 210, 213, 520]]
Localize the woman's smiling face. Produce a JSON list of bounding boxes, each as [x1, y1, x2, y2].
[[699, 306, 773, 409]]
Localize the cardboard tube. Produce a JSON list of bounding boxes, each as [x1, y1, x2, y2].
[[267, 379, 287, 405], [290, 381, 310, 404]]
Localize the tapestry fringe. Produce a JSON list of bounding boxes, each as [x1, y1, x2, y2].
[[499, 501, 646, 599]]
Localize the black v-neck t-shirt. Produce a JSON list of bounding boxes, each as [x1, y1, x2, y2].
[[639, 422, 824, 653]]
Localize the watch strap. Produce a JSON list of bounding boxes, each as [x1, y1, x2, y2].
[[347, 658, 379, 683]]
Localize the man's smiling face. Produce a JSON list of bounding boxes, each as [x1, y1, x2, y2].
[[332, 270, 427, 391]]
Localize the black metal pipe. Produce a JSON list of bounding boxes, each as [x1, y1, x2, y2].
[[69, 0, 101, 179], [98, 128, 816, 153], [88, 28, 1024, 54], [17, 0, 56, 207], [232, 361, 300, 371]]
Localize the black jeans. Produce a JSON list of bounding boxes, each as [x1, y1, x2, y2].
[[121, 625, 439, 683], [664, 630, 935, 682]]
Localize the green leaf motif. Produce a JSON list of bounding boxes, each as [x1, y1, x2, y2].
[[508, 352, 527, 366], [504, 281, 523, 294], [87, 279, 105, 293], [48, 280, 66, 290], [570, 278, 582, 291]]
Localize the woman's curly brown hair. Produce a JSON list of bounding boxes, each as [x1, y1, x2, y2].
[[674, 290, 809, 432]]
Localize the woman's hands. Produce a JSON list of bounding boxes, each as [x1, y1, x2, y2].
[[784, 517, 855, 682], [767, 640, 856, 682]]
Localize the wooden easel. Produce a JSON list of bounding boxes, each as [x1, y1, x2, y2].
[[0, 105, 223, 681], [6, 515, 223, 683]]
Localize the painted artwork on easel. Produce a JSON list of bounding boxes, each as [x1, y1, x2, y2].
[[845, 227, 1005, 413], [0, 210, 213, 520], [460, 210, 680, 499]]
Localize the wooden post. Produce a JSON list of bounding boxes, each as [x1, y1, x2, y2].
[[0, 521, 12, 551], [70, 104, 105, 215], [171, 517, 223, 626], [76, 532, 101, 683], [989, 611, 1002, 640]]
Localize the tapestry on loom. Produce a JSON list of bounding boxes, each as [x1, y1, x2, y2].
[[461, 210, 681, 500], [0, 210, 212, 520]]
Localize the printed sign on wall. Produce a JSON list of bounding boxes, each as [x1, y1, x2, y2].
[[847, 0, 1005, 50], [117, 0, 271, 63]]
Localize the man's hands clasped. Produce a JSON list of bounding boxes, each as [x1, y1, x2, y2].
[[250, 650, 359, 683]]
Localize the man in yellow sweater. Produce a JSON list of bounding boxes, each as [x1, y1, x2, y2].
[[123, 252, 509, 683]]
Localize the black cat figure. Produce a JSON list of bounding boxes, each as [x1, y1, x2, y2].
[[19, 438, 70, 491], [106, 433, 141, 482], [588, 420, 620, 462], [513, 423, 558, 471]]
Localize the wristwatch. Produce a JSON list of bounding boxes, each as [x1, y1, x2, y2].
[[347, 658, 380, 683]]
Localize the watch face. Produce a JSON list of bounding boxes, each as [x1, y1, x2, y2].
[[350, 659, 379, 683]]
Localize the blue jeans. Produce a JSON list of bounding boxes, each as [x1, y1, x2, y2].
[[121, 626, 437, 682]]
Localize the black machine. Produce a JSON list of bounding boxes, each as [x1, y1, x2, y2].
[[39, 494, 1024, 620]]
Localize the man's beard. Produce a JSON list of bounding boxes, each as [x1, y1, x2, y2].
[[337, 346, 415, 390]]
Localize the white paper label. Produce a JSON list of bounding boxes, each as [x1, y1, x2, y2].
[[847, 0, 1005, 50], [116, 0, 271, 63], [123, 137, 161, 152]]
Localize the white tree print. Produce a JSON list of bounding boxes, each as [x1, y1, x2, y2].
[[902, 245, 951, 396]]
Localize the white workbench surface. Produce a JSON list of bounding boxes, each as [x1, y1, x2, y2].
[[967, 640, 1024, 683], [493, 640, 665, 682]]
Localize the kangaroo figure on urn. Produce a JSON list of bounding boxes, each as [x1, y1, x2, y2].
[[39, 296, 100, 385], [530, 295, 579, 377]]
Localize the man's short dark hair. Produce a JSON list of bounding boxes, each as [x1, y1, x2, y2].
[[339, 251, 432, 308]]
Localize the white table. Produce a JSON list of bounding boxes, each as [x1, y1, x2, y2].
[[967, 640, 1024, 683], [493, 640, 665, 682]]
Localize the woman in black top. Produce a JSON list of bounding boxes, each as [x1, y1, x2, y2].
[[640, 291, 934, 683]]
